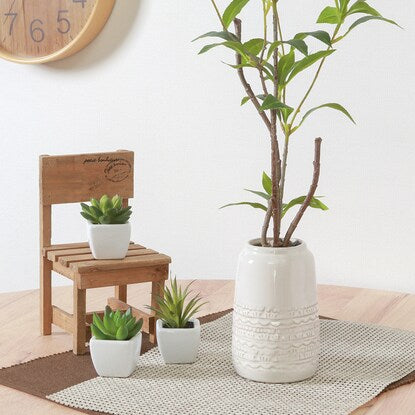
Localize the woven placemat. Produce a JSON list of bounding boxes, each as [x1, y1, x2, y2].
[[1, 310, 414, 415], [47, 312, 415, 415], [0, 310, 230, 415]]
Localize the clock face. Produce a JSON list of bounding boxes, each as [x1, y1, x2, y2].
[[0, 0, 114, 63]]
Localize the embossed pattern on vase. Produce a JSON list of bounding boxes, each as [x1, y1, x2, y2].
[[232, 303, 320, 372], [232, 239, 320, 382]]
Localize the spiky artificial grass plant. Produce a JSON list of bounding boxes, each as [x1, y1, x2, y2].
[[147, 278, 207, 328]]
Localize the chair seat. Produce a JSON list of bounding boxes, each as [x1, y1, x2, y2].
[[43, 242, 171, 289]]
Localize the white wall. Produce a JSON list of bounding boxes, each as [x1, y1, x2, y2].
[[0, 0, 414, 293]]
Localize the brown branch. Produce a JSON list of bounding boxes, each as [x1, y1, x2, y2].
[[283, 138, 322, 246], [234, 19, 271, 133], [271, 0, 281, 247], [261, 200, 272, 246]]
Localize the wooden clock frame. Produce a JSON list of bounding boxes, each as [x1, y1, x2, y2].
[[0, 0, 115, 64]]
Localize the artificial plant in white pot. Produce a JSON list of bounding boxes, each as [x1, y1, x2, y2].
[[147, 278, 206, 364], [90, 306, 143, 378], [80, 195, 132, 259], [195, 0, 399, 383]]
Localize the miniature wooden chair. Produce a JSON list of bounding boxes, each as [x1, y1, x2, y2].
[[40, 150, 171, 355]]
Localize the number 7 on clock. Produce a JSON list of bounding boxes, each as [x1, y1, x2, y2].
[[4, 12, 17, 36], [73, 0, 87, 8]]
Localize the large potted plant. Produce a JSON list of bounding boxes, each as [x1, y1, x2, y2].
[[90, 306, 143, 377], [80, 195, 132, 259], [195, 0, 399, 383], [147, 278, 206, 364]]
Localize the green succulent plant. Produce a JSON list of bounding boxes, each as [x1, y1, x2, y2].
[[91, 306, 143, 341], [80, 195, 132, 225], [146, 278, 207, 328]]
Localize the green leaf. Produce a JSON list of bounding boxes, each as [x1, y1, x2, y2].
[[282, 196, 329, 217], [340, 0, 351, 13], [89, 205, 102, 218], [262, 171, 272, 195], [91, 324, 112, 340], [287, 50, 335, 83], [116, 324, 128, 340], [112, 195, 122, 209], [92, 313, 108, 335], [198, 43, 223, 55], [260, 94, 294, 112], [267, 39, 309, 58], [295, 31, 332, 47], [310, 198, 329, 211], [220, 202, 267, 211], [103, 314, 117, 334], [344, 16, 401, 37], [243, 38, 265, 56], [284, 39, 309, 56], [244, 189, 271, 200], [222, 0, 250, 29], [80, 211, 97, 223], [347, 1, 380, 17], [91, 198, 100, 210], [299, 103, 356, 127], [241, 94, 266, 106], [128, 319, 143, 339], [198, 40, 247, 56], [317, 6, 342, 24], [192, 31, 238, 42], [280, 106, 295, 123], [222, 41, 248, 58], [277, 50, 295, 86]]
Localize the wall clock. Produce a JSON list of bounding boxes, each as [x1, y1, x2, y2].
[[0, 0, 115, 64]]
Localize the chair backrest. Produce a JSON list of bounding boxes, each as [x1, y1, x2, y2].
[[39, 150, 134, 247]]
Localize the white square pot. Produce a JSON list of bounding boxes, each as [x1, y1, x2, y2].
[[89, 332, 142, 378], [87, 222, 131, 259], [156, 318, 200, 364]]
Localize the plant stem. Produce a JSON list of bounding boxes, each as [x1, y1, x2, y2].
[[258, 0, 269, 95], [210, 0, 226, 30], [283, 138, 322, 246], [261, 200, 272, 246], [234, 19, 272, 133], [270, 0, 282, 247], [275, 6, 286, 103], [279, 131, 290, 211], [289, 24, 341, 128]]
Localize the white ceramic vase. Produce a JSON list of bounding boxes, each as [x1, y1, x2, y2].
[[156, 318, 200, 364], [87, 222, 131, 259], [90, 332, 142, 378], [232, 238, 320, 383]]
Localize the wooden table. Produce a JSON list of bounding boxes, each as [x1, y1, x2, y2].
[[1, 281, 414, 414]]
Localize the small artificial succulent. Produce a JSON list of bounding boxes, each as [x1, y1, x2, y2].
[[80, 195, 132, 224], [147, 278, 207, 328], [91, 306, 143, 341]]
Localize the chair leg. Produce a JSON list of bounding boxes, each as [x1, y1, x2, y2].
[[115, 285, 127, 303], [40, 257, 53, 335], [73, 285, 86, 355], [150, 280, 165, 343]]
